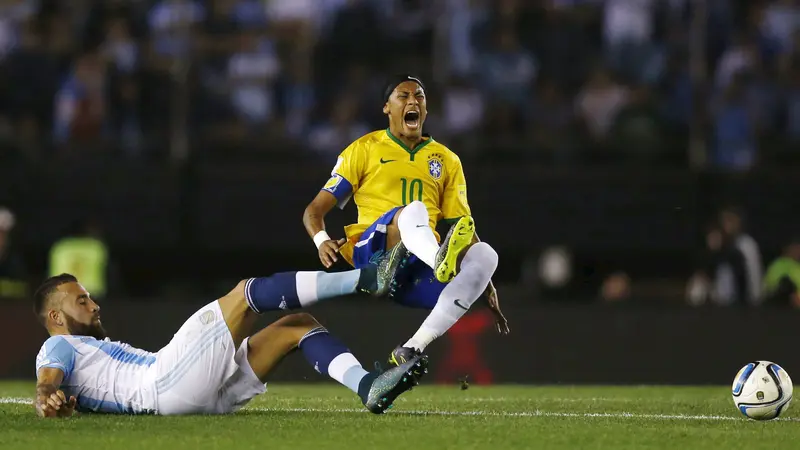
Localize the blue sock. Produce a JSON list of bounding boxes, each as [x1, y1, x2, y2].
[[245, 270, 365, 313], [298, 327, 373, 400]]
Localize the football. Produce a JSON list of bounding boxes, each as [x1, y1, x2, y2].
[[732, 361, 793, 420]]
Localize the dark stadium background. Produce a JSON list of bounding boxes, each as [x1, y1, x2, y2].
[[1, 0, 800, 384]]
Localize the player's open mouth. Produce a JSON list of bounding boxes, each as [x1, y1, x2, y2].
[[404, 111, 420, 130]]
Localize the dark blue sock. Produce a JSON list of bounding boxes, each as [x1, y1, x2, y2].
[[244, 270, 364, 314], [244, 272, 301, 313], [298, 327, 376, 402], [298, 327, 349, 376]]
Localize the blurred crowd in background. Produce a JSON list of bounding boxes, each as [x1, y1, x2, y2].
[[0, 0, 798, 167], [1, 0, 800, 307]]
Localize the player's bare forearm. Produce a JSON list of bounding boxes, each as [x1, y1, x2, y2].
[[36, 367, 63, 400], [303, 191, 338, 238], [305, 191, 347, 267], [36, 381, 59, 401], [35, 367, 73, 418], [303, 209, 326, 237]]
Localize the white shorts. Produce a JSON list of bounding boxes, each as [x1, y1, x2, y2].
[[153, 301, 267, 415]]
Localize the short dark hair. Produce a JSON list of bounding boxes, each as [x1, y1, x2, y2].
[[33, 273, 77, 325], [382, 74, 426, 104]]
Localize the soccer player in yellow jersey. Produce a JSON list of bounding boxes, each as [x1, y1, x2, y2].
[[302, 74, 509, 372]]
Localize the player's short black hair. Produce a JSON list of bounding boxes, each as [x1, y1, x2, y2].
[[33, 273, 77, 325], [383, 74, 426, 103]]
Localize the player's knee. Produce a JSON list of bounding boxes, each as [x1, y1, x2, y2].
[[229, 279, 250, 299], [274, 313, 322, 346], [406, 200, 426, 212], [277, 312, 320, 329], [466, 242, 499, 273], [405, 200, 427, 217], [396, 200, 428, 227]]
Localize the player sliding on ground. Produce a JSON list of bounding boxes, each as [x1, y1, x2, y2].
[[303, 74, 509, 375], [33, 263, 425, 417]]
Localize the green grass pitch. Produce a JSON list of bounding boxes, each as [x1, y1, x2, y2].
[[1, 382, 797, 449]]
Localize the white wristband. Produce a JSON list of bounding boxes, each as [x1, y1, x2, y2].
[[313, 230, 331, 249]]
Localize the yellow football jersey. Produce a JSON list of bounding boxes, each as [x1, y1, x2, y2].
[[321, 129, 471, 265]]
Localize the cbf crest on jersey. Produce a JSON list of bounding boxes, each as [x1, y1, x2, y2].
[[427, 153, 444, 180]]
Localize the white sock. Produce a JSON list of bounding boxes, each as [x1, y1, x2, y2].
[[404, 242, 499, 351], [327, 353, 369, 394], [294, 270, 361, 307], [397, 201, 440, 269]]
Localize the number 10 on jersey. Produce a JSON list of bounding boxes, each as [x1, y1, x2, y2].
[[400, 177, 423, 205]]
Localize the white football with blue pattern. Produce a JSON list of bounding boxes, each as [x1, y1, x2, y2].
[[732, 361, 793, 421]]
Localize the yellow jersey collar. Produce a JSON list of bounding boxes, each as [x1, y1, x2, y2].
[[385, 128, 433, 161]]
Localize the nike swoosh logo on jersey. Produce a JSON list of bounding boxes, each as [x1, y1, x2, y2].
[[453, 299, 469, 311], [380, 158, 396, 164]]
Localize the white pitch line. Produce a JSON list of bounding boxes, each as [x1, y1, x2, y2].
[[272, 397, 638, 403], [249, 406, 800, 422], [0, 397, 32, 405], [3, 398, 797, 422]]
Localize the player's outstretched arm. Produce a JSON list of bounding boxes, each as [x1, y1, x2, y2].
[[35, 367, 76, 418], [303, 191, 346, 268]]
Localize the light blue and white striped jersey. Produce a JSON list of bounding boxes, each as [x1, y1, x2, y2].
[[35, 335, 158, 414]]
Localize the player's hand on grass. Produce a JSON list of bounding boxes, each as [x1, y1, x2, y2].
[[36, 390, 77, 418], [485, 281, 510, 335], [319, 238, 347, 268]]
